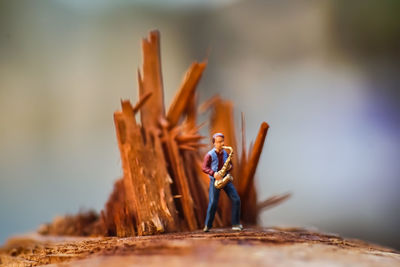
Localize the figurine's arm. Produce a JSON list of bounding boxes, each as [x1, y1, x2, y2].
[[201, 154, 215, 177]]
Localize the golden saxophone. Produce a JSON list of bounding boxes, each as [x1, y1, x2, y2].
[[214, 146, 234, 189]]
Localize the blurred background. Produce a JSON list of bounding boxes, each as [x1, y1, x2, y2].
[[1, 0, 399, 249]]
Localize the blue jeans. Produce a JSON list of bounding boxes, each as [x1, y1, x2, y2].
[[204, 178, 241, 228]]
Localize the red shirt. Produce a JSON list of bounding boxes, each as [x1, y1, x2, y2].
[[202, 149, 233, 177]]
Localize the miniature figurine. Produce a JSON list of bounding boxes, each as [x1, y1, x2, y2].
[[202, 133, 243, 232]]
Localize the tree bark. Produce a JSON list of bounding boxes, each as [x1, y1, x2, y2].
[[1, 227, 399, 266]]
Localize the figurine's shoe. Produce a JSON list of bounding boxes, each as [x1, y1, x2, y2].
[[203, 226, 210, 232], [232, 224, 243, 231]]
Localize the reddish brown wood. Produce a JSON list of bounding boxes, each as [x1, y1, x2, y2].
[[35, 30, 285, 239], [167, 62, 207, 128], [159, 119, 198, 231], [132, 91, 152, 113], [139, 30, 165, 132], [239, 122, 269, 198], [257, 193, 292, 212], [108, 93, 178, 236]]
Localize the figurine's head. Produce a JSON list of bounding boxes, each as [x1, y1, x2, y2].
[[212, 133, 224, 152]]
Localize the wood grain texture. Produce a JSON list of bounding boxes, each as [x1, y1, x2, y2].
[[2, 228, 399, 267]]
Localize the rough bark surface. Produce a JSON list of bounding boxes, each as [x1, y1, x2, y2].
[[1, 228, 399, 266]]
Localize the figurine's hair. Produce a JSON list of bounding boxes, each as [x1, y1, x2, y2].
[[212, 133, 224, 143]]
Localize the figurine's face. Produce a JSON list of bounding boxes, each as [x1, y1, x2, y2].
[[214, 136, 224, 152]]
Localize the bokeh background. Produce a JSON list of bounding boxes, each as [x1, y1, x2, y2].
[[1, 0, 399, 249]]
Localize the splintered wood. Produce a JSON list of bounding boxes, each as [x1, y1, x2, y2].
[[4, 30, 400, 267], [100, 30, 288, 237]]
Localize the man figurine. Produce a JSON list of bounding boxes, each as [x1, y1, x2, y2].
[[202, 132, 243, 232]]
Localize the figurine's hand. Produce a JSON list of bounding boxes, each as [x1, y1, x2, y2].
[[214, 172, 222, 180]]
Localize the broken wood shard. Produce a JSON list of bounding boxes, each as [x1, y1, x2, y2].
[[240, 121, 270, 198], [139, 31, 165, 132], [167, 61, 207, 128]]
